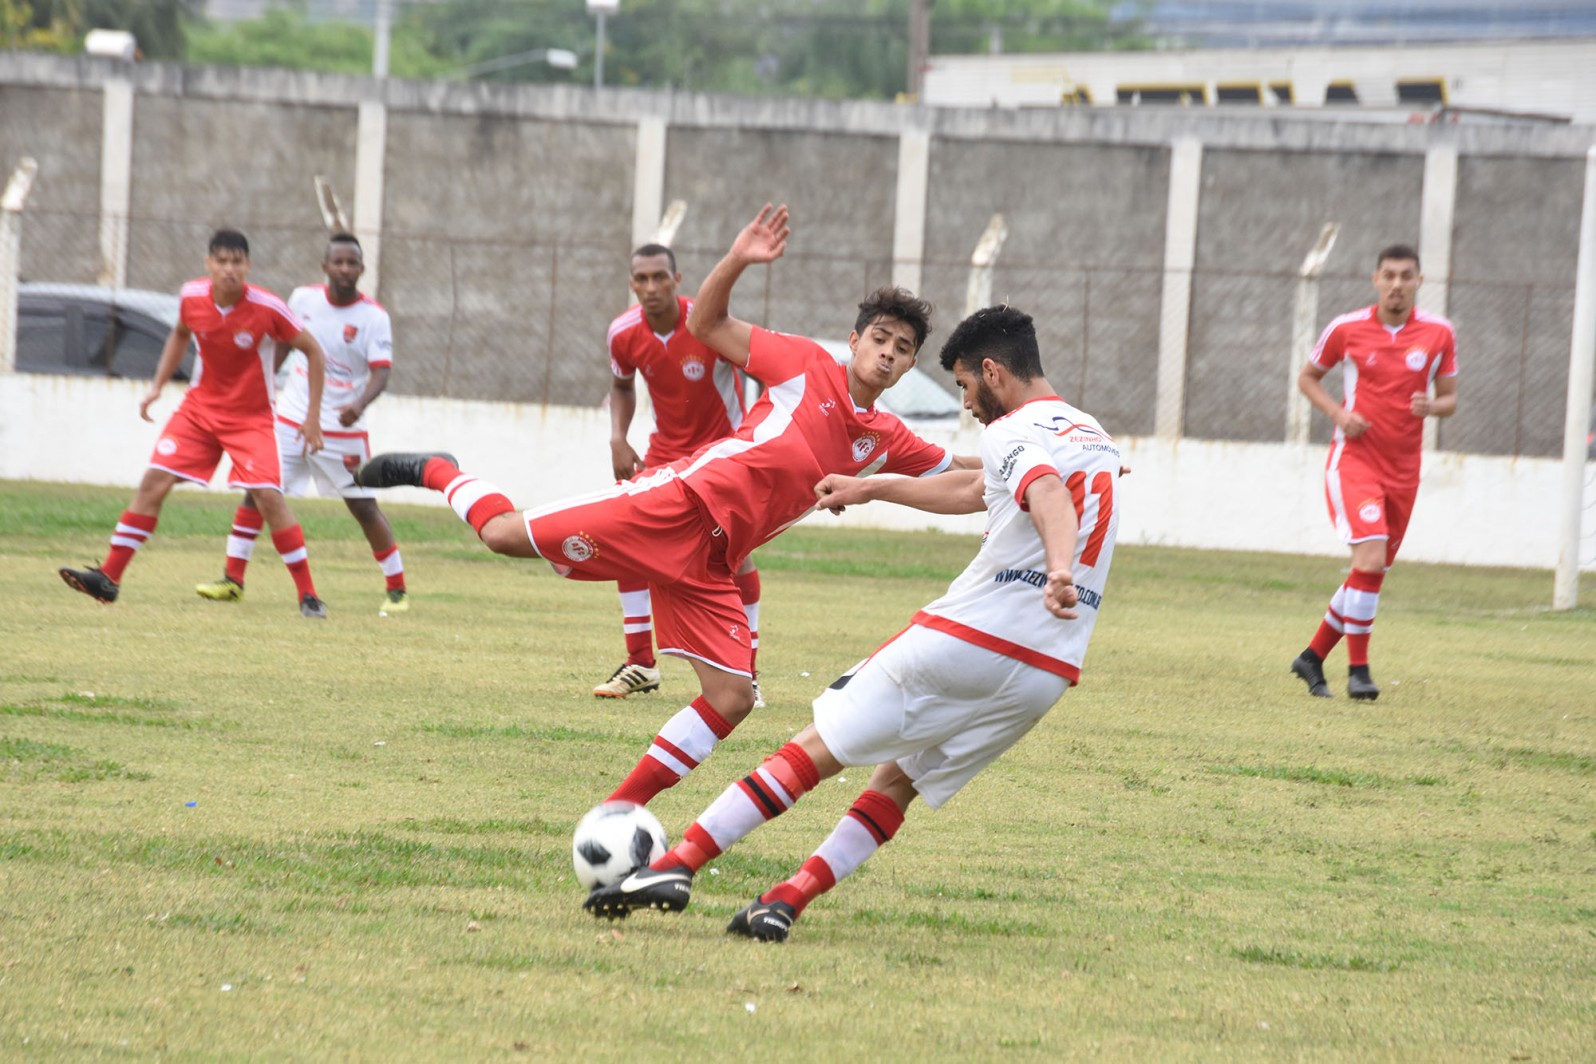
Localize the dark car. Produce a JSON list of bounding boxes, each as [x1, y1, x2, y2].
[[15, 283, 194, 381]]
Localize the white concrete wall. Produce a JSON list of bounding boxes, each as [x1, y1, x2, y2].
[[1, 373, 1584, 571]]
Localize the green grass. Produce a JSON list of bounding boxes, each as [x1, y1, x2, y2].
[[1, 477, 1594, 1060]]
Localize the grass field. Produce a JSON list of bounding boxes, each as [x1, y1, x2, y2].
[[1, 478, 1593, 1060]]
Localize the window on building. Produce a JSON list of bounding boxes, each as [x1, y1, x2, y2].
[[1216, 83, 1263, 104], [1397, 79, 1446, 104], [1116, 84, 1207, 105], [1325, 81, 1360, 104], [1270, 82, 1294, 104]]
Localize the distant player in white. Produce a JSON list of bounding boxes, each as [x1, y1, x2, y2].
[[196, 233, 412, 615], [586, 305, 1122, 941]]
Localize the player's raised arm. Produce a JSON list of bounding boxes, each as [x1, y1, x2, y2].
[[686, 203, 790, 367], [815, 468, 985, 516], [140, 320, 193, 422], [1022, 473, 1081, 620], [287, 329, 328, 453]]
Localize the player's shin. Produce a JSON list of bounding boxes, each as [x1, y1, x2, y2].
[[763, 788, 904, 915], [437, 471, 515, 538], [608, 696, 734, 806], [655, 743, 820, 872], [101, 512, 157, 582], [225, 504, 263, 584]]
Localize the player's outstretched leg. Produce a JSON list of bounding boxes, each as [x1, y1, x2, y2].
[[355, 453, 538, 560], [730, 787, 907, 944], [586, 740, 824, 920], [353, 452, 457, 489]]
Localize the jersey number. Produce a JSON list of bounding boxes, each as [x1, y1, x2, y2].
[[1065, 470, 1114, 568]]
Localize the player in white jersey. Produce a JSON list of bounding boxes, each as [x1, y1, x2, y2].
[[196, 234, 412, 615], [585, 304, 1122, 941]]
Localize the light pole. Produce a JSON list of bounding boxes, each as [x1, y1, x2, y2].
[[587, 0, 619, 89]]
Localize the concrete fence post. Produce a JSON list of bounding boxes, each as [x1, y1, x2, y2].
[[354, 98, 388, 299], [892, 128, 930, 296], [1155, 136, 1202, 440], [1, 156, 40, 374], [1418, 140, 1458, 453], [98, 78, 133, 289], [1553, 146, 1596, 610], [1287, 222, 1340, 444]]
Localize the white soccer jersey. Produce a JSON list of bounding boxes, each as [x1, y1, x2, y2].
[[915, 396, 1120, 685], [275, 285, 394, 431]]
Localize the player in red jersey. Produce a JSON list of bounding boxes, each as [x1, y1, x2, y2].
[[596, 244, 764, 705], [355, 203, 975, 810], [58, 229, 333, 618], [1290, 244, 1458, 700]]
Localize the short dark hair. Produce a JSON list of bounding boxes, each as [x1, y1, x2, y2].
[[938, 305, 1043, 381], [327, 232, 362, 257], [1377, 244, 1420, 270], [208, 229, 249, 257], [854, 286, 933, 351], [631, 243, 677, 273]]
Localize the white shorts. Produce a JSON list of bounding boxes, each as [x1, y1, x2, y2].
[[275, 419, 375, 500], [812, 624, 1070, 809]]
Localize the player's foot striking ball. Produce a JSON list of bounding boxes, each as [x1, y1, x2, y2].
[[593, 662, 662, 698], [1346, 665, 1381, 700], [59, 566, 119, 604], [195, 575, 245, 602], [1290, 650, 1333, 698], [583, 864, 694, 919]]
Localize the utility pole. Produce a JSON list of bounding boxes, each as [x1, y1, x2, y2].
[[373, 0, 392, 78], [907, 0, 934, 100]]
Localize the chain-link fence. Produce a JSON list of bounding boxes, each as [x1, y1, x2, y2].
[[8, 206, 1584, 460]]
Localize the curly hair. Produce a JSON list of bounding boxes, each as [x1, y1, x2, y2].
[[854, 286, 933, 350]]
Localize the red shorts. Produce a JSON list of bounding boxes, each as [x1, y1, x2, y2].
[[523, 472, 751, 676], [1324, 453, 1416, 566], [150, 401, 282, 490]]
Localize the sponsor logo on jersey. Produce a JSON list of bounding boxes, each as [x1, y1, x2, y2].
[[1405, 348, 1428, 371], [1358, 500, 1382, 523], [728, 623, 742, 641], [156, 437, 178, 456], [1074, 585, 1102, 609], [233, 331, 255, 348], [851, 432, 881, 463], [344, 324, 359, 343], [994, 568, 1048, 588], [680, 356, 706, 382], [561, 533, 598, 563], [818, 398, 837, 417], [997, 444, 1026, 481]]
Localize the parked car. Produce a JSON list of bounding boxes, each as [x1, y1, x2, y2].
[[14, 283, 194, 381]]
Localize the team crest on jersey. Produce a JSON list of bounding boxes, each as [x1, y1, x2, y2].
[[561, 533, 598, 563], [344, 324, 359, 343], [851, 432, 881, 463], [233, 331, 254, 348], [1405, 348, 1428, 371], [156, 437, 178, 456], [1358, 500, 1382, 523], [680, 356, 706, 382]]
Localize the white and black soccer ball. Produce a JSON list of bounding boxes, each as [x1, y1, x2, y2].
[[571, 800, 668, 890]]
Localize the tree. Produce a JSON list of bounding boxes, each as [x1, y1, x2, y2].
[[16, 0, 196, 59]]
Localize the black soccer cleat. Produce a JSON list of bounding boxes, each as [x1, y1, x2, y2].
[[59, 565, 119, 604], [1290, 651, 1333, 698], [1346, 666, 1381, 701], [299, 594, 329, 619], [725, 895, 798, 942], [583, 865, 694, 920], [353, 452, 458, 489]]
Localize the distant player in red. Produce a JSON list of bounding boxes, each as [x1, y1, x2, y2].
[[58, 229, 332, 617], [1290, 244, 1459, 700], [597, 244, 764, 704], [355, 203, 975, 809]]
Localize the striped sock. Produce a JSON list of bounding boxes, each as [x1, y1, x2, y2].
[[653, 743, 820, 872], [100, 511, 157, 583], [765, 789, 905, 915], [374, 544, 405, 592], [431, 466, 515, 537], [1342, 569, 1385, 668], [224, 504, 263, 585], [1308, 581, 1349, 660], [607, 696, 734, 806], [618, 580, 654, 667], [271, 525, 317, 598]]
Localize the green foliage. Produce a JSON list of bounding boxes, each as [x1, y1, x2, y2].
[[13, 0, 195, 58], [185, 6, 454, 78]]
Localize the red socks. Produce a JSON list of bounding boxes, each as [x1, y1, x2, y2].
[[101, 511, 157, 582]]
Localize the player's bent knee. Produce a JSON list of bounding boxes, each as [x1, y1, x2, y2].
[[480, 514, 537, 558]]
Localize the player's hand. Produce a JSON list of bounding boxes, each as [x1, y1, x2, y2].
[[138, 387, 161, 422], [1336, 410, 1371, 438], [814, 473, 871, 514], [1409, 391, 1432, 418], [610, 440, 644, 482], [335, 403, 362, 427], [1119, 464, 1132, 477], [1043, 570, 1079, 620], [300, 423, 325, 455], [731, 203, 790, 266]]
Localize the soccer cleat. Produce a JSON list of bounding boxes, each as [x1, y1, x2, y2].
[[593, 662, 662, 698], [352, 452, 457, 489], [751, 679, 767, 710], [195, 575, 244, 602], [379, 589, 410, 616], [725, 895, 798, 942], [1290, 651, 1333, 698], [299, 594, 329, 619], [59, 565, 118, 604], [1347, 667, 1381, 701], [583, 865, 694, 919]]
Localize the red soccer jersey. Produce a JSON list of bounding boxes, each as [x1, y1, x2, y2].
[[675, 328, 953, 568], [1310, 305, 1458, 488], [609, 296, 746, 466], [179, 279, 304, 423]]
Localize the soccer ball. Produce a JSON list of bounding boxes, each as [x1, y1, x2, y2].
[[571, 801, 668, 890]]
